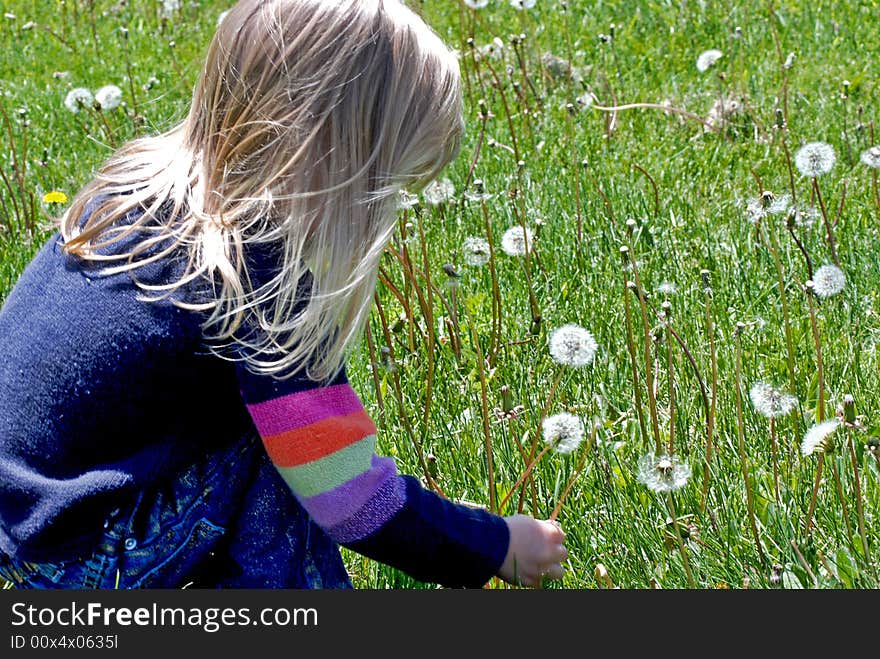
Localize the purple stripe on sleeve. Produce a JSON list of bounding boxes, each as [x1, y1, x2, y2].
[[300, 455, 399, 530], [322, 470, 408, 544], [246, 383, 364, 437]]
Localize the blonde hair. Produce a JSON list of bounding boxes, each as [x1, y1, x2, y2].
[[60, 0, 463, 381]]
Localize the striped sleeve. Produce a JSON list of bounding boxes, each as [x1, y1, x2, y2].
[[236, 362, 510, 588]]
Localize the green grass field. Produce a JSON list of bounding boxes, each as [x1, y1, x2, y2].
[[2, 0, 880, 589]]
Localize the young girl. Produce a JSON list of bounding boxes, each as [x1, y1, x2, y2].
[[0, 0, 567, 589]]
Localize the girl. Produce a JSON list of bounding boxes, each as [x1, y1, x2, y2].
[[0, 0, 567, 589]]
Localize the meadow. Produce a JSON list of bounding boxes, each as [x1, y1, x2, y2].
[[2, 0, 880, 589]]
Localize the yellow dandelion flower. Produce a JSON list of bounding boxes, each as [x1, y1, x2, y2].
[[42, 190, 68, 204]]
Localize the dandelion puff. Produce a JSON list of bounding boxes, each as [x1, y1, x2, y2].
[[159, 0, 181, 19], [657, 281, 677, 295], [548, 324, 598, 368], [861, 146, 880, 169], [791, 204, 820, 228], [811, 264, 846, 298], [500, 225, 534, 256], [510, 0, 536, 9], [462, 236, 491, 267], [801, 419, 841, 456], [422, 178, 455, 206], [94, 85, 123, 111], [64, 87, 93, 113], [696, 49, 723, 73], [542, 412, 584, 454], [637, 452, 691, 492], [463, 0, 489, 8], [749, 382, 798, 418], [795, 141, 836, 178], [396, 189, 419, 210]]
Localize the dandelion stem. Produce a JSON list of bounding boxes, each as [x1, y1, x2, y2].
[[806, 284, 826, 422], [812, 178, 840, 266], [621, 252, 650, 451], [625, 250, 663, 455], [790, 539, 819, 588], [463, 300, 497, 513], [829, 458, 855, 548], [481, 198, 504, 366], [847, 432, 872, 569], [700, 272, 718, 512], [666, 492, 697, 588], [734, 323, 767, 564], [550, 422, 598, 521], [770, 418, 781, 503], [499, 445, 551, 514], [803, 453, 824, 536], [590, 102, 735, 142], [766, 221, 801, 430], [631, 162, 660, 219]]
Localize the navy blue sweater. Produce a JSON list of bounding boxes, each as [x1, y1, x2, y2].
[[0, 229, 508, 588]]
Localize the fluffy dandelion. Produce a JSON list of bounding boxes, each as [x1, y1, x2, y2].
[[94, 85, 123, 111], [749, 382, 798, 418], [463, 0, 489, 8], [696, 49, 723, 73], [396, 189, 419, 210], [795, 141, 836, 178], [64, 87, 94, 113], [548, 324, 598, 368], [637, 452, 691, 492], [462, 236, 491, 267], [422, 178, 455, 206], [542, 412, 584, 454], [801, 419, 841, 456], [500, 225, 534, 256], [159, 0, 181, 19], [510, 0, 537, 9], [790, 204, 820, 228], [861, 146, 880, 169], [656, 281, 677, 296], [745, 192, 791, 224], [811, 264, 846, 298]]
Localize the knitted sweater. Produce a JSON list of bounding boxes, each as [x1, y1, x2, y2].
[[0, 227, 509, 588]]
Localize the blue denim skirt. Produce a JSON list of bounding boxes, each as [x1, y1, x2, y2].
[[0, 432, 353, 589]]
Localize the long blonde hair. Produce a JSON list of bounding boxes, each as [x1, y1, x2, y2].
[[60, 0, 463, 380]]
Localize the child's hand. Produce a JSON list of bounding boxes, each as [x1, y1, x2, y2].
[[498, 515, 568, 588]]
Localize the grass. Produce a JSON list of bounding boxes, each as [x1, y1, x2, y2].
[[2, 0, 880, 589]]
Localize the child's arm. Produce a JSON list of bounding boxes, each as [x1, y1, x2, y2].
[[236, 363, 566, 588]]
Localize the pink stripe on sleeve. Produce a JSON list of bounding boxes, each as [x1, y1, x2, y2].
[[245, 383, 364, 437]]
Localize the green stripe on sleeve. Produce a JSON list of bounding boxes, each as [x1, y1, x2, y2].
[[274, 434, 378, 498]]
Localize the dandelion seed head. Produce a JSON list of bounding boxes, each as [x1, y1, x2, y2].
[[396, 189, 419, 210], [801, 419, 841, 456], [159, 0, 181, 19], [749, 382, 798, 418], [811, 264, 846, 298], [94, 84, 123, 111], [637, 452, 691, 492], [422, 177, 455, 206], [548, 324, 598, 368], [463, 0, 489, 8], [462, 236, 491, 267], [542, 412, 584, 454], [656, 281, 677, 295], [790, 204, 820, 228], [696, 49, 723, 73], [795, 141, 836, 177], [64, 87, 93, 113], [861, 146, 880, 169], [510, 0, 537, 9], [500, 225, 534, 256]]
